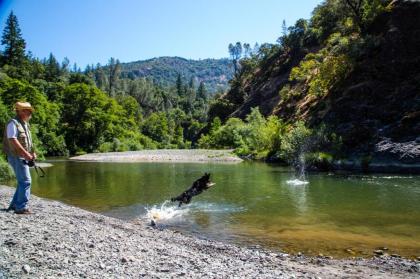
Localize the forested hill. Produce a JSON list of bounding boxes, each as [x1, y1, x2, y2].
[[209, 0, 420, 168], [119, 57, 234, 94]]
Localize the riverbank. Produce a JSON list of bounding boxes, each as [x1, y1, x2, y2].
[[1, 186, 419, 278], [70, 149, 243, 163]]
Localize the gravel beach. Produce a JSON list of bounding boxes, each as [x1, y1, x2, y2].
[[70, 149, 243, 163], [0, 186, 419, 279]]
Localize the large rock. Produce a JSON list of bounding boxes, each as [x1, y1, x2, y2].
[[374, 138, 420, 164]]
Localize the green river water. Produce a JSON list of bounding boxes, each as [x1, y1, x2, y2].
[[22, 159, 420, 258]]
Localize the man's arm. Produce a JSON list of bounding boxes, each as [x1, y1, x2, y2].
[[9, 138, 34, 161]]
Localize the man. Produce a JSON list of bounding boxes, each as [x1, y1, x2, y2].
[[2, 101, 36, 214]]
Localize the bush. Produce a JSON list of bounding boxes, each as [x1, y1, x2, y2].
[[0, 156, 14, 182], [198, 108, 287, 159], [198, 117, 243, 149], [305, 152, 334, 171], [98, 132, 157, 153]]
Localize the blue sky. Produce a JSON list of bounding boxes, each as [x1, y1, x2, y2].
[[0, 0, 323, 68]]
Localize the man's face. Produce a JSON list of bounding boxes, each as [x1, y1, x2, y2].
[[17, 109, 33, 121]]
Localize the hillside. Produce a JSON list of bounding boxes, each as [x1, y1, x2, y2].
[[119, 57, 234, 93], [213, 0, 420, 171]]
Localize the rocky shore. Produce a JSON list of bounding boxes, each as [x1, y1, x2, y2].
[[0, 186, 419, 279], [70, 149, 243, 163]]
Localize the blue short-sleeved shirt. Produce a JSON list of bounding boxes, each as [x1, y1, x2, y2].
[[6, 121, 18, 139]]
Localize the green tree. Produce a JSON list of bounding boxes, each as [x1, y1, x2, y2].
[[176, 73, 184, 97], [197, 81, 207, 101], [1, 12, 26, 67], [115, 94, 142, 123], [107, 57, 121, 96], [44, 53, 61, 82], [61, 83, 134, 154], [94, 63, 108, 91], [228, 42, 242, 75], [142, 112, 170, 146]]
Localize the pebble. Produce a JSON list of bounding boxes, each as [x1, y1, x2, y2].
[[22, 265, 30, 274]]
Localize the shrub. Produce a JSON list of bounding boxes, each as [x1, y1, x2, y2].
[[305, 152, 334, 171], [198, 108, 287, 159], [0, 156, 14, 182]]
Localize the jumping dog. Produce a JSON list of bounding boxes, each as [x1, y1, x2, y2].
[[171, 173, 215, 207]]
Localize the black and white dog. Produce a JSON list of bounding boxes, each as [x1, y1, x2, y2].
[[171, 173, 215, 207]]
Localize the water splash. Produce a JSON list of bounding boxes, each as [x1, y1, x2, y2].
[[287, 153, 309, 185], [144, 200, 246, 225], [286, 178, 309, 186], [145, 200, 188, 224]]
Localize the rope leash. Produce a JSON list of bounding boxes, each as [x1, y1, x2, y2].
[[33, 163, 45, 178]]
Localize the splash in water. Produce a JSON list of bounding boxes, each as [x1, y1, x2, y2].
[[286, 153, 309, 186], [145, 200, 188, 224], [286, 178, 309, 186]]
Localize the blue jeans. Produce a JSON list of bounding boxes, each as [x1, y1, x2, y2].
[[7, 155, 31, 211]]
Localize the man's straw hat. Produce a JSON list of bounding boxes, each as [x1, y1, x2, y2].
[[14, 101, 35, 112]]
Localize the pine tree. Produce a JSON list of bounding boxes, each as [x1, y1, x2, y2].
[[108, 57, 121, 96], [228, 42, 242, 75], [197, 81, 207, 101], [243, 43, 251, 58], [188, 77, 195, 89], [1, 11, 26, 66], [282, 20, 288, 37], [44, 53, 61, 81], [94, 63, 107, 91], [61, 57, 70, 70], [176, 73, 184, 97]]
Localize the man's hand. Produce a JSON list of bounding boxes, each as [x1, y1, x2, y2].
[[9, 138, 34, 161], [31, 152, 37, 161], [24, 152, 34, 161]]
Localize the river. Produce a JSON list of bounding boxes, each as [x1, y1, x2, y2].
[[19, 159, 420, 258]]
